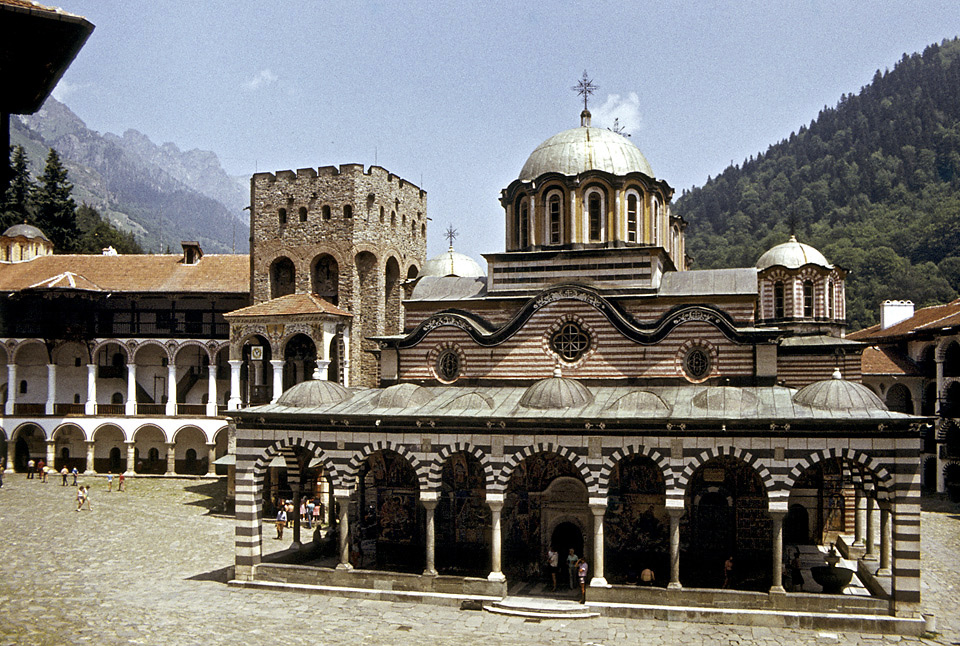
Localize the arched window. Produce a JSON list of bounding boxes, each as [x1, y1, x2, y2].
[[826, 279, 834, 319], [547, 192, 562, 245], [312, 254, 339, 305], [411, 222, 417, 238], [626, 193, 638, 243], [278, 208, 287, 226], [587, 191, 603, 242], [111, 392, 124, 404], [322, 205, 331, 220], [298, 206, 307, 222], [671, 225, 681, 261], [517, 199, 529, 248], [774, 281, 785, 319], [402, 212, 407, 225], [379, 206, 385, 223], [391, 210, 396, 227], [803, 280, 814, 317], [421, 223, 426, 237], [19, 380, 27, 394], [270, 257, 296, 299], [342, 204, 353, 219], [651, 197, 661, 245]]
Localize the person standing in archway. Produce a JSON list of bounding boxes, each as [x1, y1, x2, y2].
[[547, 546, 559, 591], [566, 548, 579, 590], [722, 555, 734, 589], [577, 557, 588, 604]]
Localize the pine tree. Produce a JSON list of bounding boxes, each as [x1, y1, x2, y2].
[[2, 145, 35, 230], [33, 148, 79, 252]]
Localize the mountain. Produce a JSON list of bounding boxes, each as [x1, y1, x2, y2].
[[675, 38, 960, 331], [12, 97, 250, 254]]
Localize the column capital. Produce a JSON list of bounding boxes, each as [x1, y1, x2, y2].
[[667, 506, 685, 519], [420, 498, 438, 511], [485, 492, 504, 505], [768, 509, 788, 521], [228, 359, 243, 367], [588, 497, 607, 513]]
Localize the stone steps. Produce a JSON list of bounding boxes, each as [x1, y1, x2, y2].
[[483, 596, 600, 619]]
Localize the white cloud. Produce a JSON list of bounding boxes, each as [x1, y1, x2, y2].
[[51, 79, 82, 103], [591, 92, 643, 136], [243, 69, 279, 91]]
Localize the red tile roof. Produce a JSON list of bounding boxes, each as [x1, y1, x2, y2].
[[226, 293, 350, 318], [860, 346, 921, 376], [0, 254, 249, 293], [848, 299, 960, 341]]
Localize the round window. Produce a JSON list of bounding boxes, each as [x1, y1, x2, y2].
[[436, 350, 461, 382], [684, 347, 711, 380], [550, 321, 591, 362]]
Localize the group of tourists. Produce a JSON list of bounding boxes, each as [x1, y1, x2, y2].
[[546, 547, 590, 603], [274, 498, 325, 539]]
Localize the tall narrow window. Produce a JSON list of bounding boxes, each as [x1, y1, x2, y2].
[[627, 194, 638, 243], [343, 204, 353, 219], [651, 198, 660, 245], [322, 205, 331, 220], [278, 208, 287, 226], [803, 280, 814, 317], [518, 201, 529, 248], [549, 194, 561, 244], [826, 280, 834, 319], [588, 193, 602, 242], [298, 206, 307, 222], [774, 281, 785, 319]]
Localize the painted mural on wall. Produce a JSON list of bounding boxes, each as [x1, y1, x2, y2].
[[357, 449, 421, 572], [605, 455, 668, 583], [437, 451, 489, 575]]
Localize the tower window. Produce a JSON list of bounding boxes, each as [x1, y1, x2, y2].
[[774, 281, 785, 319], [391, 211, 396, 226], [518, 200, 529, 248], [551, 321, 591, 363], [343, 205, 353, 219], [322, 205, 331, 220], [803, 280, 814, 317], [627, 194, 638, 243], [298, 206, 307, 222], [588, 193, 602, 242], [380, 206, 385, 223], [652, 198, 661, 245], [548, 194, 562, 244], [435, 350, 461, 383], [826, 280, 834, 319], [278, 208, 287, 225]]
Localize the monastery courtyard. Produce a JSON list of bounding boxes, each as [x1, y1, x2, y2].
[[0, 477, 957, 646]]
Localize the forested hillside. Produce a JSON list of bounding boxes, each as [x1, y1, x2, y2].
[[676, 38, 960, 330]]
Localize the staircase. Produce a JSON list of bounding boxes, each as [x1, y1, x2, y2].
[[483, 596, 599, 620]]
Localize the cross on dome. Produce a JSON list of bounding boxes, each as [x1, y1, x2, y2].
[[572, 71, 598, 112], [444, 225, 459, 250]]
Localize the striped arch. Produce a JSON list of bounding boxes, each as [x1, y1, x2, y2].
[[597, 444, 674, 493], [426, 442, 495, 493], [676, 445, 777, 495], [246, 436, 341, 491], [344, 440, 427, 492], [497, 443, 597, 494], [784, 448, 892, 492]]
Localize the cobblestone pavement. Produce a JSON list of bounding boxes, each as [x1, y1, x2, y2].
[[0, 476, 957, 646]]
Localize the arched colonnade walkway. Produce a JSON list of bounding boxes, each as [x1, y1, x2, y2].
[[235, 437, 917, 607]]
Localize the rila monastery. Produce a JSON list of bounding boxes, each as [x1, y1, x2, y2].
[[4, 0, 960, 640]]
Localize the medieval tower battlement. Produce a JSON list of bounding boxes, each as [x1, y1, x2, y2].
[[249, 164, 427, 387]]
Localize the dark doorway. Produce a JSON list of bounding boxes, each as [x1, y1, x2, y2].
[[784, 504, 810, 544], [108, 447, 122, 472]]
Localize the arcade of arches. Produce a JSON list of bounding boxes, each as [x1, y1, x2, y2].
[[239, 442, 908, 598]]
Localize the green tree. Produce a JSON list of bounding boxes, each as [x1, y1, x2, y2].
[[2, 145, 35, 229], [74, 204, 143, 254], [33, 148, 79, 252]]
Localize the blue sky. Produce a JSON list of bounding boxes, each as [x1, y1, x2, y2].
[[52, 1, 960, 265]]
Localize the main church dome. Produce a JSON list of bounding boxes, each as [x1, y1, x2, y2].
[[518, 112, 654, 181]]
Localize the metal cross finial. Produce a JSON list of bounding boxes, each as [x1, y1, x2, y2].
[[444, 225, 459, 248], [572, 71, 598, 111]]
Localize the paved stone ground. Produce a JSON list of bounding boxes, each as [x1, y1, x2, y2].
[[0, 475, 957, 646]]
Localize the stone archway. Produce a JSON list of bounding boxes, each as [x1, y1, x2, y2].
[[436, 451, 489, 577], [355, 449, 422, 573], [604, 453, 668, 584]]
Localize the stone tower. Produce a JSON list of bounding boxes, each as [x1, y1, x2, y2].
[[250, 164, 426, 387]]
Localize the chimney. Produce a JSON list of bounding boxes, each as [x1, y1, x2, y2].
[[181, 241, 203, 265], [880, 300, 914, 329]]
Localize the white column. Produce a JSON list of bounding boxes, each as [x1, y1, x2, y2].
[[45, 439, 55, 467], [228, 360, 242, 410], [877, 501, 893, 576], [124, 441, 135, 476], [336, 494, 352, 570], [422, 496, 438, 576], [165, 363, 177, 416], [45, 363, 56, 415], [864, 495, 878, 561], [341, 327, 351, 387], [84, 441, 95, 474], [589, 498, 609, 587], [936, 354, 946, 492], [206, 365, 218, 417], [206, 443, 217, 477], [315, 360, 331, 381], [85, 364, 96, 415], [125, 363, 137, 415], [668, 506, 683, 589], [165, 443, 176, 476], [270, 359, 284, 404], [486, 493, 505, 582], [854, 491, 866, 548], [5, 440, 14, 473], [769, 510, 787, 594], [5, 363, 15, 415]]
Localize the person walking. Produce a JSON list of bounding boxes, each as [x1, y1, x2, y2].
[[577, 558, 588, 604], [566, 548, 579, 590], [547, 547, 559, 592], [71, 467, 78, 486], [76, 485, 85, 511], [117, 473, 125, 492], [106, 473, 114, 492], [26, 459, 35, 479], [38, 459, 46, 482], [60, 467, 68, 486], [305, 499, 315, 529], [275, 507, 286, 539], [83, 486, 91, 510], [722, 555, 735, 589]]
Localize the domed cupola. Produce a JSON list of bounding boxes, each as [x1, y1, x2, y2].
[[518, 111, 654, 181], [421, 244, 484, 278], [518, 366, 594, 410], [275, 379, 351, 408], [792, 369, 887, 412], [756, 235, 832, 271], [755, 235, 846, 332], [1, 223, 54, 262]]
